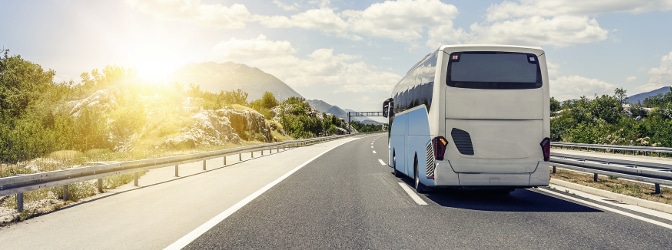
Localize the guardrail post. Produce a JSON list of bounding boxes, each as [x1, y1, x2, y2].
[[134, 172, 139, 186], [203, 160, 206, 170], [97, 179, 103, 193], [593, 173, 598, 182], [223, 156, 227, 166], [261, 149, 264, 156], [251, 151, 254, 158], [655, 184, 661, 194], [63, 185, 69, 201], [175, 165, 179, 177], [239, 153, 242, 161], [552, 165, 556, 174], [16, 193, 23, 212]]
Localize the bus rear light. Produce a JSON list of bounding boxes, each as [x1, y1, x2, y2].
[[540, 137, 551, 161], [432, 136, 448, 160]]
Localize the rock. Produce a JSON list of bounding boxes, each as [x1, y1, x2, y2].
[[163, 107, 273, 149]]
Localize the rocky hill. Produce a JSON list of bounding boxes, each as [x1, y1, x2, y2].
[[171, 61, 303, 101]]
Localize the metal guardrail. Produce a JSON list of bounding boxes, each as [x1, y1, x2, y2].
[[550, 152, 672, 194], [0, 134, 355, 211], [552, 142, 672, 156]]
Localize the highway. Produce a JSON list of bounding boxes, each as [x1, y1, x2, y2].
[[2, 134, 672, 249]]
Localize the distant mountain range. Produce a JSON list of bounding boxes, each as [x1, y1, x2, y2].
[[171, 61, 303, 101], [171, 61, 384, 125], [627, 86, 672, 104]]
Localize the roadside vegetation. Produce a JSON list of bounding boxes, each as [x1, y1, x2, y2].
[[551, 87, 672, 147]]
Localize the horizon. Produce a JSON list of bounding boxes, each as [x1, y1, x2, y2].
[[2, 0, 672, 111]]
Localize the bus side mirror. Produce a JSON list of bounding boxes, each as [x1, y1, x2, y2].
[[382, 98, 393, 118]]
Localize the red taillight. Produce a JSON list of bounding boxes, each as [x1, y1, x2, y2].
[[540, 137, 551, 161], [432, 136, 448, 160]]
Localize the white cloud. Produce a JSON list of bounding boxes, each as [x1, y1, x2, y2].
[[124, 0, 250, 28], [551, 75, 616, 100], [211, 35, 296, 58], [449, 0, 672, 48], [626, 76, 637, 82], [486, 0, 672, 21], [255, 8, 356, 39], [637, 51, 672, 92], [256, 0, 459, 43], [273, 0, 300, 11], [344, 0, 459, 42], [467, 15, 608, 47]]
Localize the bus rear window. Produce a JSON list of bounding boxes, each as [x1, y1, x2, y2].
[[447, 52, 542, 89]]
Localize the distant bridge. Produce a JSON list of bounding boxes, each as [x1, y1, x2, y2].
[[347, 112, 385, 133]]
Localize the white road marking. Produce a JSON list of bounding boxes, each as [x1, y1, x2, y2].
[[378, 159, 386, 166], [372, 150, 376, 154], [371, 145, 374, 149], [166, 139, 354, 249], [398, 182, 428, 205], [537, 188, 672, 230]]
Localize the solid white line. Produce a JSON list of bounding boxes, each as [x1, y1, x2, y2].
[[165, 139, 354, 250], [398, 182, 428, 205], [378, 159, 386, 166], [372, 150, 377, 154], [537, 188, 672, 230]]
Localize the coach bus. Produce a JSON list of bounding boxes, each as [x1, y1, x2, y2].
[[383, 44, 550, 193]]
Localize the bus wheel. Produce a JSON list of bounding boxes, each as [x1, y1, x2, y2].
[[392, 150, 402, 177], [414, 155, 428, 193]]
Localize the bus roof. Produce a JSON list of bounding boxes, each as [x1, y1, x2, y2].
[[438, 44, 544, 54]]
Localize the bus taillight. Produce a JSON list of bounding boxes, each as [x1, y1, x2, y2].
[[540, 137, 551, 161], [432, 136, 448, 160]]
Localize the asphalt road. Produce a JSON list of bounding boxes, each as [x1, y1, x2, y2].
[[2, 134, 672, 249], [184, 134, 672, 249]]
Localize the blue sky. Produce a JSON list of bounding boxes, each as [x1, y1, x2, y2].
[[2, 0, 672, 111]]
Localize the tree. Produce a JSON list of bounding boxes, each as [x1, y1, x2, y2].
[[550, 97, 561, 112], [250, 91, 279, 119], [223, 89, 248, 105], [0, 53, 55, 121], [614, 88, 627, 104]]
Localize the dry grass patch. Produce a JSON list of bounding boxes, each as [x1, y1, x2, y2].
[[551, 169, 672, 205]]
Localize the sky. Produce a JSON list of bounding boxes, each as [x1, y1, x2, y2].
[[2, 0, 672, 112]]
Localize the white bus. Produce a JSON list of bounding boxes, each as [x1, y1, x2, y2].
[[382, 44, 550, 193]]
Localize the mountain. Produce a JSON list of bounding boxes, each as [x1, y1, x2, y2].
[[627, 86, 672, 104], [306, 99, 348, 120], [171, 61, 303, 101], [306, 99, 334, 113]]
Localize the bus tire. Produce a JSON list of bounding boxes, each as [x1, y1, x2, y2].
[[414, 155, 428, 193], [392, 150, 402, 177]]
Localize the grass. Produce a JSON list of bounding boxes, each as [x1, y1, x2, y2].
[[551, 168, 672, 205]]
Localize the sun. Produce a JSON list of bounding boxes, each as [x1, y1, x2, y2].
[[133, 59, 181, 84]]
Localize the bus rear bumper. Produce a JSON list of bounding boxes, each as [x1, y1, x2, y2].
[[433, 160, 550, 187]]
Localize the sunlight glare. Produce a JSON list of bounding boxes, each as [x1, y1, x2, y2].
[[133, 59, 181, 84]]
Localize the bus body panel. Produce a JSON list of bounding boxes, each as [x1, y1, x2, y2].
[[389, 106, 431, 179], [389, 109, 407, 176], [434, 160, 549, 186], [445, 88, 544, 120]]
